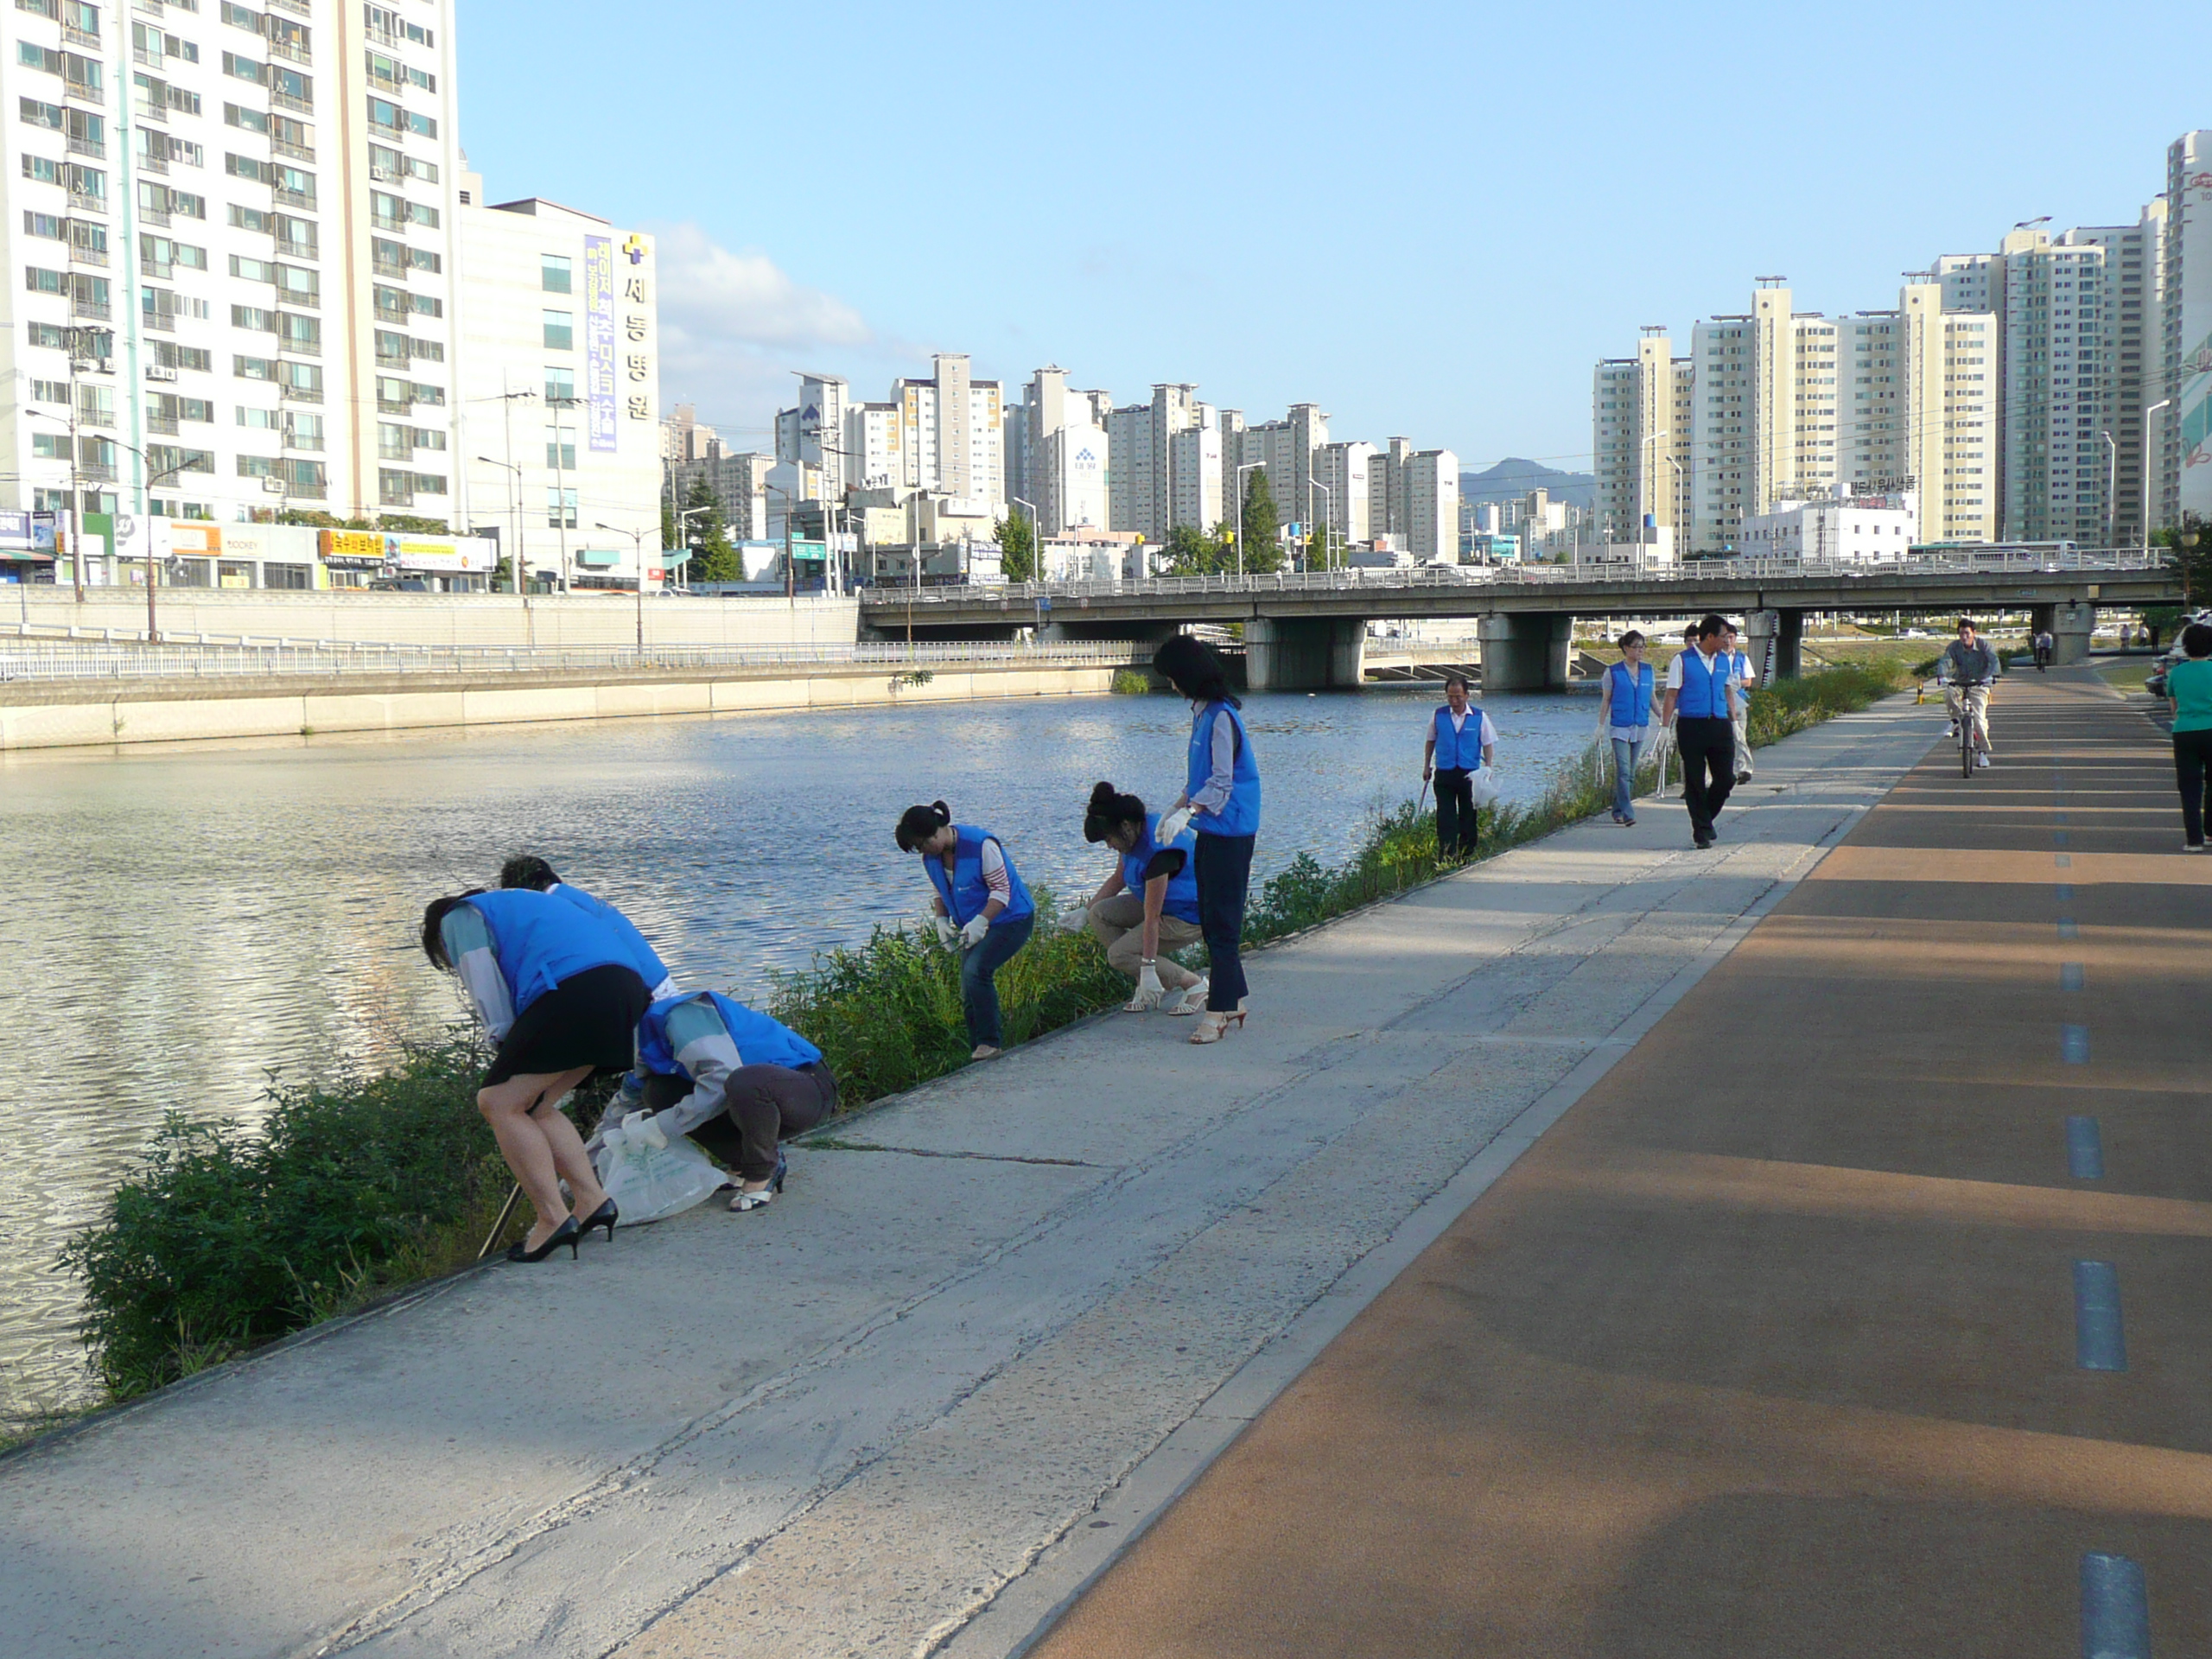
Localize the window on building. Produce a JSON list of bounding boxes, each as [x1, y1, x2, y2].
[[544, 366, 575, 404], [545, 433, 575, 470], [542, 254, 571, 295], [547, 486, 578, 528], [543, 310, 573, 351]]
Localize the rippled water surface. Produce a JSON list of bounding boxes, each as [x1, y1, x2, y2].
[[0, 685, 1602, 1403]]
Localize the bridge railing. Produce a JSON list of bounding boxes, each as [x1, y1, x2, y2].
[[0, 637, 1145, 686], [861, 549, 2172, 607]]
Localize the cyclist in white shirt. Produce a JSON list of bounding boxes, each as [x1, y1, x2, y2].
[[1937, 618, 2001, 767]]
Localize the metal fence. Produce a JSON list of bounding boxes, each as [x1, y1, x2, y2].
[[0, 637, 1145, 686], [866, 548, 2174, 607]]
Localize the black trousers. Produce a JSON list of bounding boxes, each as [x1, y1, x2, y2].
[[1434, 767, 1478, 856], [1194, 831, 1255, 1012], [2175, 727, 2212, 846], [1675, 716, 1736, 840], [644, 1061, 839, 1183]]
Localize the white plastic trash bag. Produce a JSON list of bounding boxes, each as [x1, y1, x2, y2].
[[1469, 765, 1501, 810], [592, 1111, 725, 1225]]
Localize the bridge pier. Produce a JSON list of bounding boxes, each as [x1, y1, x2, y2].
[[1244, 617, 1365, 691], [2053, 600, 2094, 666], [1478, 613, 1572, 693], [1744, 609, 1806, 681]]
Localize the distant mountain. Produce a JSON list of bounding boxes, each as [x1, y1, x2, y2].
[[1461, 457, 1595, 511]]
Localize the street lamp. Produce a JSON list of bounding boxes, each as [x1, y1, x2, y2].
[[2144, 398, 2172, 554], [28, 410, 184, 639], [594, 521, 652, 651], [1307, 478, 1332, 573], [1234, 461, 1268, 577], [2101, 431, 2118, 550], [763, 483, 797, 600], [475, 454, 525, 593]]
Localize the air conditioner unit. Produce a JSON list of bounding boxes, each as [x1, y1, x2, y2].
[[262, 476, 287, 493], [146, 365, 179, 382], [95, 358, 114, 373]]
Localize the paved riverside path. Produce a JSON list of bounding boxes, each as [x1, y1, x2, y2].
[[1029, 668, 2212, 1659], [1, 695, 1944, 1659]]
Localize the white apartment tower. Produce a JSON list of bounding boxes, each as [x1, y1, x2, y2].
[[1023, 365, 1109, 535], [1368, 437, 1459, 561], [891, 352, 1002, 515], [1313, 438, 1373, 544], [1833, 283, 1995, 543], [1224, 402, 1327, 539], [0, 0, 467, 556], [1165, 403, 1223, 535], [1105, 383, 1197, 541], [2163, 130, 2212, 530], [1592, 327, 1692, 542], [1688, 284, 1840, 550]]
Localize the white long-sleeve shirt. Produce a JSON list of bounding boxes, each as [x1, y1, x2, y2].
[[1189, 708, 1238, 815]]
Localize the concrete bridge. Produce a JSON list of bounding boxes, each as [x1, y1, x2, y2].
[[855, 551, 2182, 690]]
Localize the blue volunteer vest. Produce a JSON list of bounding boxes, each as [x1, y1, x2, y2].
[[1431, 705, 1486, 770], [553, 883, 671, 991], [637, 991, 821, 1078], [924, 826, 1035, 927], [1607, 662, 1654, 729], [462, 888, 631, 1016], [1185, 701, 1261, 837], [1122, 812, 1202, 925], [1676, 650, 1729, 720]]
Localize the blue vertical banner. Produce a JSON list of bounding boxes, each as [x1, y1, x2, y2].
[[584, 234, 617, 453]]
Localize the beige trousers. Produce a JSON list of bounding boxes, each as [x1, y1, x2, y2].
[[1087, 893, 1203, 987]]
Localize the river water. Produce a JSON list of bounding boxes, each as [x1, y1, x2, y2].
[[0, 685, 1602, 1405]]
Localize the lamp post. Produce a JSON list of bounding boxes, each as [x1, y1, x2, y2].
[[594, 522, 651, 652], [548, 396, 577, 579], [1307, 478, 1332, 573], [475, 454, 524, 592], [29, 410, 183, 639], [2101, 431, 2118, 549], [2144, 398, 2172, 554], [2184, 527, 2202, 612], [764, 483, 797, 600], [1234, 460, 1267, 577]]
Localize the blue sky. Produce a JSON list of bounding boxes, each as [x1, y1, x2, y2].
[[456, 0, 2207, 474]]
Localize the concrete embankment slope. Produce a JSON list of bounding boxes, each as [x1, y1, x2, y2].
[[1031, 669, 2212, 1658], [0, 696, 1941, 1658]]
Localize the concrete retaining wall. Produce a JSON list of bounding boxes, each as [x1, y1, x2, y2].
[[13, 589, 859, 651], [0, 664, 1116, 751]]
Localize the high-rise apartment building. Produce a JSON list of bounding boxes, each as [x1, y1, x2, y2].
[[1681, 284, 1842, 550], [1166, 404, 1223, 536], [1, 0, 466, 562], [1367, 437, 1459, 560], [667, 448, 770, 543], [2163, 130, 2212, 530], [1592, 327, 1692, 542], [890, 353, 1001, 514], [1020, 365, 1109, 534], [1105, 383, 1196, 541], [454, 186, 658, 587], [1832, 283, 1995, 544], [1225, 402, 1327, 537], [1313, 438, 1373, 544], [773, 372, 851, 501], [661, 402, 715, 463]]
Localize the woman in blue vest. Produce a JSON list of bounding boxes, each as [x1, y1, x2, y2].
[[1151, 634, 1261, 1046], [499, 853, 678, 1000], [1598, 631, 1655, 827], [595, 990, 839, 1213], [1078, 780, 1209, 1015], [420, 887, 651, 1262], [895, 800, 1036, 1060]]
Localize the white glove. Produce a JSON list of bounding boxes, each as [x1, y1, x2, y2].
[[1058, 906, 1091, 934], [930, 913, 957, 947], [959, 914, 991, 949], [1156, 804, 1196, 844], [1124, 962, 1164, 1012]]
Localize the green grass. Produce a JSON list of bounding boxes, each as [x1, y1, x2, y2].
[[2098, 658, 2156, 693], [1109, 668, 1154, 695], [54, 659, 1912, 1422]]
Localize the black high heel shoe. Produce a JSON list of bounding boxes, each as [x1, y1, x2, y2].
[[505, 1216, 581, 1262], [577, 1198, 618, 1243]]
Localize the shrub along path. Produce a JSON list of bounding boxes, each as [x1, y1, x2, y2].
[[0, 693, 1940, 1659]]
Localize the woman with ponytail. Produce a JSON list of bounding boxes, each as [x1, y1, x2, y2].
[[1150, 634, 1260, 1045], [895, 799, 1035, 1059], [1078, 781, 1209, 1014]]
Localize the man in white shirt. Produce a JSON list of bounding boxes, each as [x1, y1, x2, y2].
[[1421, 673, 1497, 857], [1721, 621, 1759, 784], [1661, 613, 1742, 849]]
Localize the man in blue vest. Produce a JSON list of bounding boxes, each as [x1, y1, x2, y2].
[[1661, 613, 1742, 849], [1421, 673, 1497, 857]]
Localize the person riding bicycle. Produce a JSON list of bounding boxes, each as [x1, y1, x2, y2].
[[1938, 617, 2002, 769]]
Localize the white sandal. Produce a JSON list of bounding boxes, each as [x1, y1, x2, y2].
[[1166, 976, 1210, 1016], [1187, 1007, 1246, 1045]]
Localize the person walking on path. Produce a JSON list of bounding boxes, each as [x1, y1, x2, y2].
[[419, 887, 647, 1262], [1722, 621, 1759, 783], [2034, 627, 2055, 671], [596, 991, 840, 1212], [1939, 618, 2002, 768], [896, 802, 1036, 1061], [1421, 673, 1496, 858], [2165, 620, 2212, 851], [499, 854, 678, 999], [1152, 634, 1261, 1046], [1661, 613, 1741, 849], [1077, 781, 1211, 1014], [1598, 631, 1654, 826]]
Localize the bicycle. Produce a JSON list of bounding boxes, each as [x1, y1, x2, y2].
[[1941, 677, 1993, 778]]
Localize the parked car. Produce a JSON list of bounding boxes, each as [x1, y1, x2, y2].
[[2145, 609, 2212, 698]]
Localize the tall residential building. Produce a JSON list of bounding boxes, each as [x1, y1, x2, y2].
[[1020, 365, 1109, 534], [773, 372, 851, 502], [0, 0, 466, 552], [454, 187, 658, 587], [2164, 130, 2212, 529], [1368, 438, 1459, 560], [660, 403, 717, 463], [667, 448, 771, 541], [1166, 404, 1224, 535], [890, 353, 1002, 514], [1833, 283, 1995, 543], [1225, 402, 1327, 537], [1592, 327, 1692, 542], [1105, 383, 1197, 541], [1313, 438, 1374, 543], [1686, 284, 1841, 550], [842, 400, 904, 490]]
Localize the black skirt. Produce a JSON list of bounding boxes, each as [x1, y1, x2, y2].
[[483, 963, 651, 1088]]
